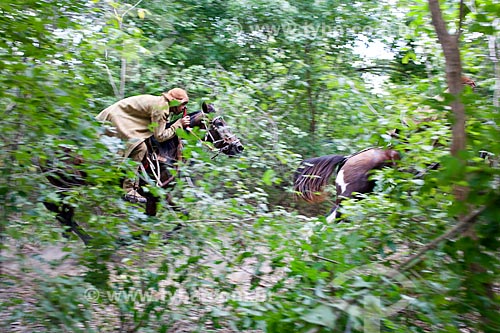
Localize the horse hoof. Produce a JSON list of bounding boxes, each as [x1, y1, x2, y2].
[[62, 231, 72, 239], [117, 237, 132, 247], [162, 224, 184, 242]]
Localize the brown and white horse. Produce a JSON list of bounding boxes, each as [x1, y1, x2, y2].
[[294, 148, 400, 222]]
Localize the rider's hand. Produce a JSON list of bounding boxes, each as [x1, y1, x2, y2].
[[180, 116, 190, 128]]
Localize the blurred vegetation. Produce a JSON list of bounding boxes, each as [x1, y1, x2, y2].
[[1, 0, 499, 332]]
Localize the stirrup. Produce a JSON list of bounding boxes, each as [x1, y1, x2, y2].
[[124, 190, 147, 204]]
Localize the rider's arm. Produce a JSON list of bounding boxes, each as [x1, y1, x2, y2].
[[151, 104, 183, 142]]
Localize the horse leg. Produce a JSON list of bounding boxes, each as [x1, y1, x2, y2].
[[326, 195, 346, 223], [163, 223, 183, 241], [43, 202, 92, 245], [118, 194, 182, 245], [326, 203, 340, 223], [161, 193, 188, 241], [145, 196, 158, 216], [166, 193, 189, 217], [116, 195, 156, 246]]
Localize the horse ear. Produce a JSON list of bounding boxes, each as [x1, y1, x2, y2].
[[202, 102, 216, 113]]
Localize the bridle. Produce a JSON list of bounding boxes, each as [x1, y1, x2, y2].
[[204, 116, 242, 156], [139, 107, 242, 189]]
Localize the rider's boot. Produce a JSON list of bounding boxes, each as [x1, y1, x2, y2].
[[123, 178, 147, 203]]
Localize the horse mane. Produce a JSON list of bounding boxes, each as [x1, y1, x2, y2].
[[294, 154, 346, 203]]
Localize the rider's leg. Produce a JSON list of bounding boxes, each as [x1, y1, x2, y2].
[[123, 142, 148, 203]]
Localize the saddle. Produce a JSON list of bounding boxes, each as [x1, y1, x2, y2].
[[140, 136, 183, 188], [145, 136, 179, 167]]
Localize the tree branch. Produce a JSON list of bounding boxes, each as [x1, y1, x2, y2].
[[312, 254, 340, 265], [121, 0, 144, 21], [457, 0, 465, 39], [348, 81, 380, 116], [355, 65, 411, 76], [428, 0, 451, 43], [395, 206, 485, 273], [103, 62, 120, 99], [489, 36, 500, 108], [120, 57, 127, 100]]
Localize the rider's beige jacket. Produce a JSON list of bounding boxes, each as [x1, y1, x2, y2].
[[96, 94, 182, 158]]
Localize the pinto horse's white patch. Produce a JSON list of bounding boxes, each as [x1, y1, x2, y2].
[[336, 169, 349, 195]]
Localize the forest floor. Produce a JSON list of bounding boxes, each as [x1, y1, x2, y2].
[[1, 221, 488, 333], [1, 231, 283, 333], [1, 240, 82, 332]]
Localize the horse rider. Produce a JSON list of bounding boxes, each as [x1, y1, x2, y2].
[[96, 88, 191, 203]]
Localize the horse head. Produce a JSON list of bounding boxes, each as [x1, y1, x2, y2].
[[152, 102, 244, 163], [196, 102, 244, 156], [205, 116, 244, 156]]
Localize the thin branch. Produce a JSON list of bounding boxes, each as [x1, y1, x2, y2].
[[106, 0, 144, 100], [457, 0, 465, 39], [395, 207, 485, 273], [113, 7, 120, 26], [172, 217, 257, 224], [103, 63, 120, 99], [355, 65, 411, 76], [120, 58, 127, 99], [311, 254, 340, 264], [348, 81, 380, 116], [128, 319, 144, 333], [116, 0, 144, 100], [414, 162, 440, 179], [121, 0, 144, 21], [5, 102, 17, 114], [489, 36, 500, 108], [204, 243, 277, 285]]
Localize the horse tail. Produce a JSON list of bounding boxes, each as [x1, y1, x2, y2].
[[293, 154, 346, 203]]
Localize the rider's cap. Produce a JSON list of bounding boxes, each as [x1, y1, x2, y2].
[[164, 88, 189, 105]]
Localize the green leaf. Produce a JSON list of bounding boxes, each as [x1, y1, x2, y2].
[[300, 305, 337, 329], [402, 52, 416, 64], [262, 169, 276, 186]]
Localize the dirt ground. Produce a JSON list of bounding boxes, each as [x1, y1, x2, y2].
[[1, 234, 282, 332]]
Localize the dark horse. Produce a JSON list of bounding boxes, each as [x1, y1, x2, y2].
[[294, 147, 400, 222], [43, 102, 244, 245]]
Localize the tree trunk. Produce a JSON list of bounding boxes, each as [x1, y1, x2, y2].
[[428, 1, 495, 328], [428, 0, 466, 158]]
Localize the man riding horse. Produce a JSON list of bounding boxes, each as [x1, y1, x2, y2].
[[96, 88, 191, 203]]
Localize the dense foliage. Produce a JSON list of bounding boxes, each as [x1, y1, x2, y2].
[[1, 0, 499, 332]]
